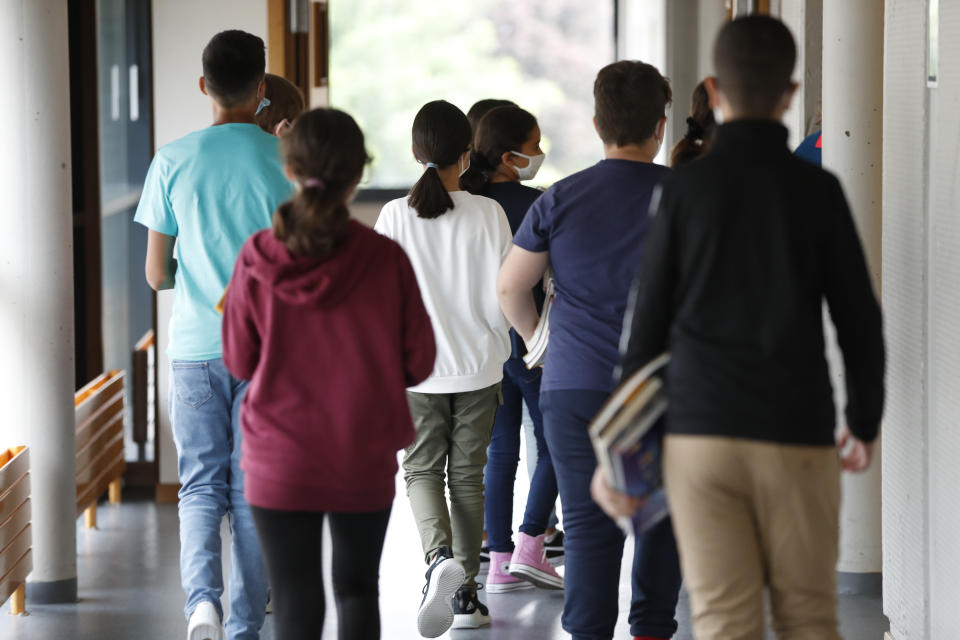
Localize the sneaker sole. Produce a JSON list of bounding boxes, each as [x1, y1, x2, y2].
[[452, 611, 492, 629], [188, 604, 223, 640], [508, 563, 564, 590], [486, 580, 535, 594], [417, 560, 466, 638], [188, 623, 223, 640], [546, 554, 565, 568]]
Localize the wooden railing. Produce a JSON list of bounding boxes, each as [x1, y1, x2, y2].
[[75, 371, 126, 527], [0, 446, 31, 616]]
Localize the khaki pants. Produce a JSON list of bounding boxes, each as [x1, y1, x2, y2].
[[663, 435, 842, 640], [404, 384, 500, 588]]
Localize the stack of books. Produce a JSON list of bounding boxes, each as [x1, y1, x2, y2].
[[589, 353, 671, 534], [522, 277, 555, 369]]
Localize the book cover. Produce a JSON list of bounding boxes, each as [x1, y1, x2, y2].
[[588, 353, 670, 535], [522, 277, 555, 369]]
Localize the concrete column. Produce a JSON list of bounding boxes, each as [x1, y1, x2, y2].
[[780, 0, 823, 148], [822, 0, 884, 594], [0, 0, 78, 603], [665, 0, 701, 155], [697, 0, 729, 80], [661, 1, 726, 160]]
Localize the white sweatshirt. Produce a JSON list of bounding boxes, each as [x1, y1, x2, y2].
[[375, 191, 512, 394]]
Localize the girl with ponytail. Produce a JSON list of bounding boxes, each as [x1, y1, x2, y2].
[[222, 108, 437, 640], [375, 100, 514, 635], [669, 81, 717, 167], [459, 105, 564, 592]]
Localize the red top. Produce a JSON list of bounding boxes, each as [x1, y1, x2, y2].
[[222, 222, 436, 512]]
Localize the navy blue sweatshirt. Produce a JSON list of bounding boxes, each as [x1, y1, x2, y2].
[[483, 181, 545, 359]]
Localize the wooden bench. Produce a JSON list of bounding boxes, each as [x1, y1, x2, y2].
[[0, 446, 31, 616], [75, 371, 127, 528]]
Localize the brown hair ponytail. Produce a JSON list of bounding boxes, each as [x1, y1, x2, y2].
[[273, 108, 369, 258], [670, 81, 717, 167], [408, 100, 472, 219]]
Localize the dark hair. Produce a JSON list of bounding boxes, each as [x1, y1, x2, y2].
[[466, 98, 517, 132], [670, 82, 717, 167], [202, 30, 266, 108], [594, 61, 672, 147], [713, 15, 796, 116], [256, 74, 305, 134], [409, 100, 472, 219], [273, 109, 369, 258], [460, 106, 538, 194]]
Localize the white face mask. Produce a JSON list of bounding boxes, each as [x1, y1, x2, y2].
[[713, 106, 725, 125], [510, 151, 545, 181], [458, 153, 471, 178]]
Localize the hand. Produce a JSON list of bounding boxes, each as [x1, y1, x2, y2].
[[836, 424, 874, 472], [591, 467, 644, 520]]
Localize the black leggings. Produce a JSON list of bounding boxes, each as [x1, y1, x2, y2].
[[251, 505, 391, 640]]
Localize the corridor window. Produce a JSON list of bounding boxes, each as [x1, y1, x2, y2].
[[330, 1, 615, 190]]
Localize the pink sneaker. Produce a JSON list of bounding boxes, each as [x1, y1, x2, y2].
[[508, 532, 564, 589], [486, 551, 534, 593]]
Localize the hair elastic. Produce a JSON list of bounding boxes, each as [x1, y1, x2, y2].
[[684, 116, 705, 142], [302, 177, 325, 189], [425, 162, 439, 170]]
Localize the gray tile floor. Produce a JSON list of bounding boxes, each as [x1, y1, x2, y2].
[[0, 476, 890, 640]]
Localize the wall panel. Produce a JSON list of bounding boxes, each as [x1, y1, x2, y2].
[[881, 0, 929, 637], [927, 1, 960, 637]]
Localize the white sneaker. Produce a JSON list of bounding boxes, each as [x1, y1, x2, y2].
[[187, 601, 224, 640]]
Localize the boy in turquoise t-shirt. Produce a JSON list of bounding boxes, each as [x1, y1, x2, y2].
[[135, 30, 292, 640]]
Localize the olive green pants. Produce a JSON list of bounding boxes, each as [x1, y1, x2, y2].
[[404, 383, 501, 588]]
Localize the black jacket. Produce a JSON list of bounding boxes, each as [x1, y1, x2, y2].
[[621, 120, 885, 446]]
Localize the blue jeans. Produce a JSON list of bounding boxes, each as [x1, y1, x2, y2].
[[541, 390, 681, 640], [523, 421, 560, 531], [484, 358, 559, 553], [170, 359, 268, 640]]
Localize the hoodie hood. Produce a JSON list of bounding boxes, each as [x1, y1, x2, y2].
[[239, 221, 376, 307]]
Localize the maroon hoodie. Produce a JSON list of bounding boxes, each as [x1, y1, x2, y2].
[[222, 221, 436, 512]]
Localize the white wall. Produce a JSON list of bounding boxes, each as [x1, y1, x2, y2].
[[150, 0, 269, 485], [925, 0, 960, 635], [697, 0, 728, 80], [882, 0, 960, 638]]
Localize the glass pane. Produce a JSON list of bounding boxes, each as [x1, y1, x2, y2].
[[96, 0, 156, 463], [330, 1, 615, 189], [98, 0, 132, 204]]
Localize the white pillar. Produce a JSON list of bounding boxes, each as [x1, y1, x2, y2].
[[697, 0, 729, 80], [0, 0, 77, 602], [665, 0, 702, 155], [822, 0, 883, 593], [780, 0, 823, 148]]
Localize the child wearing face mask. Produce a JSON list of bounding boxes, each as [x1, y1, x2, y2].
[[135, 30, 293, 640], [460, 106, 564, 594], [254, 73, 305, 137], [374, 100, 513, 637], [215, 73, 306, 315]]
